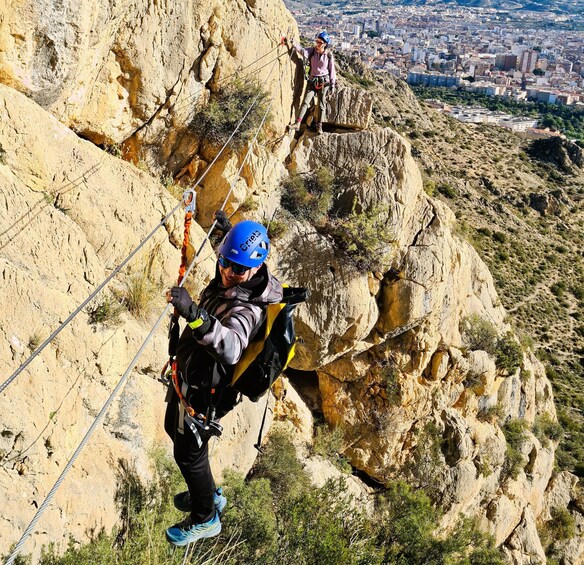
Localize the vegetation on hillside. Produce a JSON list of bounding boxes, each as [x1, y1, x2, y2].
[[280, 167, 395, 272], [30, 436, 505, 565], [371, 76, 584, 477], [413, 86, 584, 144]]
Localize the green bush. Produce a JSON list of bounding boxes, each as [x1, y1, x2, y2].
[[252, 429, 310, 498], [32, 436, 507, 565], [324, 205, 395, 272], [437, 182, 456, 198], [532, 412, 563, 447], [462, 318, 523, 373], [311, 423, 351, 473], [492, 231, 507, 244], [39, 450, 187, 565], [376, 483, 505, 565], [423, 179, 436, 196], [495, 332, 523, 374], [549, 507, 576, 540], [539, 506, 577, 550], [87, 295, 124, 328], [189, 79, 271, 150], [461, 314, 498, 354], [263, 218, 288, 240], [220, 470, 278, 562], [382, 363, 401, 405], [280, 168, 334, 224], [503, 419, 529, 479]]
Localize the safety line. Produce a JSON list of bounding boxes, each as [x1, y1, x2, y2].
[[3, 303, 172, 565], [4, 61, 277, 565], [0, 205, 177, 396]]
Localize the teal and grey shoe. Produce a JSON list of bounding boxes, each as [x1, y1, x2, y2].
[[165, 511, 221, 546], [173, 487, 227, 515]]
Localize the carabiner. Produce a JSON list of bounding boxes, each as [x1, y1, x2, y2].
[[182, 188, 197, 214]]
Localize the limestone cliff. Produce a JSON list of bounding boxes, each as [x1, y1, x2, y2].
[[0, 0, 582, 563]]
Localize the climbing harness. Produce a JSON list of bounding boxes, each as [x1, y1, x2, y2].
[[160, 188, 224, 448], [308, 76, 329, 90]]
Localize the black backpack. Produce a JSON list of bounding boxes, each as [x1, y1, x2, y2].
[[230, 286, 308, 402]]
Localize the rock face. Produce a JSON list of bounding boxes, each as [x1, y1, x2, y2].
[[0, 1, 579, 563], [0, 0, 297, 169], [281, 123, 565, 561]]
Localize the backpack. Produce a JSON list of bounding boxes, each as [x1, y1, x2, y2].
[[230, 286, 308, 402]]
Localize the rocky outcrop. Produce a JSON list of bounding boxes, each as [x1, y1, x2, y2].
[[280, 122, 565, 561], [529, 192, 561, 216], [528, 137, 584, 173], [326, 86, 373, 130]]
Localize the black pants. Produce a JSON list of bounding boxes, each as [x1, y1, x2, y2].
[[164, 390, 215, 523]]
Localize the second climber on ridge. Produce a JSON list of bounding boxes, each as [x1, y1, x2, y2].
[[286, 31, 336, 135]]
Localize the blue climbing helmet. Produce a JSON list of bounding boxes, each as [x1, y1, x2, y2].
[[317, 31, 330, 45], [219, 220, 270, 268]]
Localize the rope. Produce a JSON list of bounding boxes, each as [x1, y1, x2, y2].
[[0, 55, 272, 396], [4, 59, 277, 565]]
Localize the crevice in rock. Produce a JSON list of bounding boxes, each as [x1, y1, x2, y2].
[[410, 204, 438, 248], [285, 368, 321, 413], [129, 71, 184, 140]]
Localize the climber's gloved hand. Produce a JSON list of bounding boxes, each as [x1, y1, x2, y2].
[[213, 210, 232, 234], [169, 287, 211, 336], [169, 287, 198, 321]]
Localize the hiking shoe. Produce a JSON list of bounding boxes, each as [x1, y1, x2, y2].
[[316, 123, 323, 134], [165, 511, 221, 546], [173, 488, 227, 515]]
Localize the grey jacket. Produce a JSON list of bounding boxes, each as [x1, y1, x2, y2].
[[175, 263, 283, 416]]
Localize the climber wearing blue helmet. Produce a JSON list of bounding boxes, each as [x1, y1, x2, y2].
[[286, 30, 337, 135], [164, 213, 283, 546]]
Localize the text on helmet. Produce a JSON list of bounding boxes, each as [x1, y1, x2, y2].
[[240, 230, 262, 251]]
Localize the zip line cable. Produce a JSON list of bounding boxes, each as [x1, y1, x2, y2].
[[0, 57, 273, 396], [4, 62, 277, 565]]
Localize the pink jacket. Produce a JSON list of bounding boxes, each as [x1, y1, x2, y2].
[[293, 43, 336, 88]]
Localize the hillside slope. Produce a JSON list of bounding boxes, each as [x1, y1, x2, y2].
[[362, 64, 584, 475]]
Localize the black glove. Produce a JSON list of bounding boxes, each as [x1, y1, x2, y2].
[[169, 287, 211, 337], [170, 287, 199, 322], [213, 210, 232, 234]]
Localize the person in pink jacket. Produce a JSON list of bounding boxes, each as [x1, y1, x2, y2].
[[287, 31, 336, 135]]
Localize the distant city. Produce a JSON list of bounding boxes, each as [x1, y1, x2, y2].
[[285, 1, 584, 131]]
